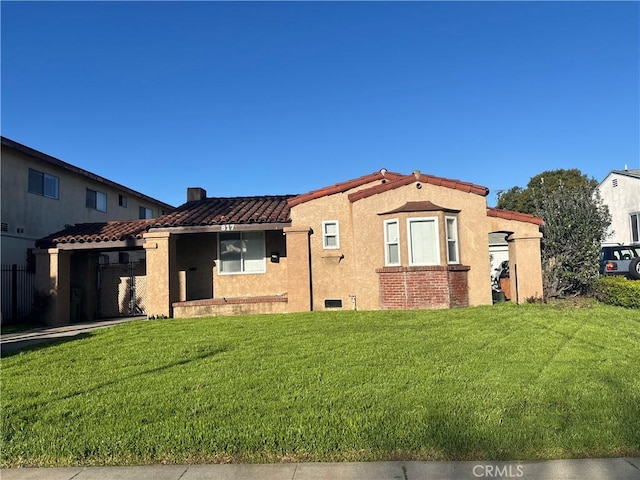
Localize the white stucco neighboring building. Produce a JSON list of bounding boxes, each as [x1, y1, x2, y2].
[[597, 169, 640, 245]]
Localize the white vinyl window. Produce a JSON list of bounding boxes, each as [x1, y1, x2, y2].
[[219, 231, 266, 274], [407, 217, 440, 266], [631, 213, 640, 244], [322, 221, 340, 249], [384, 219, 400, 266], [445, 216, 460, 264]]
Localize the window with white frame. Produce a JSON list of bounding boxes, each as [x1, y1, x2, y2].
[[407, 217, 440, 266], [219, 231, 266, 274], [445, 216, 459, 264], [384, 219, 400, 266], [28, 168, 59, 199], [322, 221, 340, 249], [631, 213, 640, 243], [86, 188, 107, 212]]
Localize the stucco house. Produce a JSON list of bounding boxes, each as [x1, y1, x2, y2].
[[597, 168, 640, 245], [35, 169, 543, 325]]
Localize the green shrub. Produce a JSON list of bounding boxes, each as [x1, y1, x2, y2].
[[593, 276, 640, 309]]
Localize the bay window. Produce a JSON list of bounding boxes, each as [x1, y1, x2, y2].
[[407, 217, 440, 266], [445, 216, 459, 264], [384, 219, 400, 266]]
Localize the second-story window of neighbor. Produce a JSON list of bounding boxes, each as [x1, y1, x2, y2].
[[28, 168, 59, 199], [139, 206, 153, 219], [119, 195, 128, 207], [86, 188, 107, 212]]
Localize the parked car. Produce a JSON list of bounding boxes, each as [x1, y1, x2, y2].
[[599, 244, 640, 279]]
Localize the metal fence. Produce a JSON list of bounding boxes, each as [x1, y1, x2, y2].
[[1, 264, 36, 324], [97, 261, 147, 317]]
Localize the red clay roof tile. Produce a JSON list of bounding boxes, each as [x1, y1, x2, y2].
[[37, 196, 294, 247], [152, 196, 293, 227], [348, 173, 489, 202], [487, 207, 544, 225], [287, 171, 403, 207], [36, 219, 156, 248]]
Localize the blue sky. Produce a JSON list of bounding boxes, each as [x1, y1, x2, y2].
[[2, 1, 638, 208]]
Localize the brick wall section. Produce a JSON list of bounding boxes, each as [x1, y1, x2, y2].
[[377, 265, 470, 310]]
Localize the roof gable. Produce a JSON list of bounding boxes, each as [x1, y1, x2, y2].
[[348, 172, 489, 203], [287, 170, 403, 207]]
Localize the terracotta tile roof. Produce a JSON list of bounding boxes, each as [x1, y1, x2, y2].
[[287, 170, 404, 207], [487, 207, 544, 226], [151, 195, 293, 227], [36, 219, 156, 248], [348, 172, 489, 202], [36, 196, 294, 248]]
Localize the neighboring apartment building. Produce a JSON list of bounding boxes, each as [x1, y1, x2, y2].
[[597, 168, 640, 245], [35, 169, 544, 326], [1, 136, 174, 266]]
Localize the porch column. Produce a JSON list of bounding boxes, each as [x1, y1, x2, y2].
[[34, 248, 71, 326], [507, 232, 543, 303], [284, 226, 312, 312], [144, 232, 179, 317]]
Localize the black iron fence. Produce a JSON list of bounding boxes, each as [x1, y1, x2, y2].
[[1, 264, 36, 324]]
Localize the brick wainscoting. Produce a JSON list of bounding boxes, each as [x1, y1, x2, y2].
[[376, 265, 470, 309]]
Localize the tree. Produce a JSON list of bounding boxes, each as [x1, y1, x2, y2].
[[497, 169, 610, 298], [535, 183, 611, 298], [496, 169, 599, 214]]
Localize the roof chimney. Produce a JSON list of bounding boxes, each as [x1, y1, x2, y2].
[[187, 187, 207, 202]]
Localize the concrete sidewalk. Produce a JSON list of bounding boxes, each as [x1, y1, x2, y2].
[[2, 458, 639, 480], [1, 316, 145, 355]]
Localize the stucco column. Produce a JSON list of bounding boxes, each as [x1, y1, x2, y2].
[[34, 248, 71, 326], [284, 226, 312, 312], [507, 232, 543, 303], [144, 231, 179, 317]]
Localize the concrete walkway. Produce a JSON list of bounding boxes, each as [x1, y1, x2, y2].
[[1, 316, 145, 355], [2, 458, 639, 480]]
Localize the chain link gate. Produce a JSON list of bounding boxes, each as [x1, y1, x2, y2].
[[97, 260, 147, 317]]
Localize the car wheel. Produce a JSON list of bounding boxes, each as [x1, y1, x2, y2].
[[630, 258, 640, 280]]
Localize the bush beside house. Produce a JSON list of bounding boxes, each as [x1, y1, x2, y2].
[[594, 277, 640, 309]]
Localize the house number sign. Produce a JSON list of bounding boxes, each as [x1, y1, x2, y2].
[[220, 224, 236, 231]]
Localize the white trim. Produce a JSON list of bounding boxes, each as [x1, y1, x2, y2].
[[445, 216, 460, 264], [407, 217, 440, 266], [322, 220, 340, 249], [383, 218, 401, 266]]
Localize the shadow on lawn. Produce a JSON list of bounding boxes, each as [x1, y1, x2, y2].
[[0, 332, 94, 359], [47, 345, 229, 406]]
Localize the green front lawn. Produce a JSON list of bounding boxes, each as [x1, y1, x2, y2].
[[2, 303, 639, 467]]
